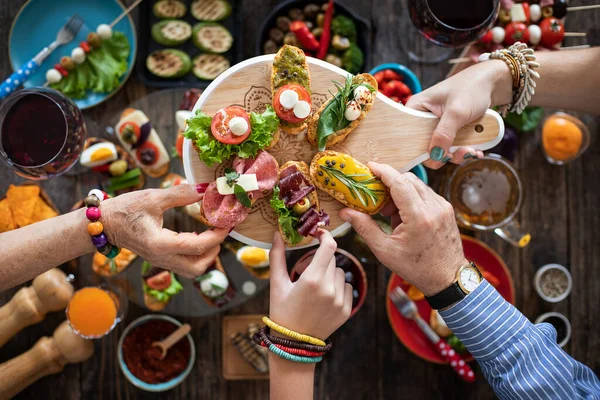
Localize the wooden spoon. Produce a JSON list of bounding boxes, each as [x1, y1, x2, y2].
[[151, 323, 191, 360]]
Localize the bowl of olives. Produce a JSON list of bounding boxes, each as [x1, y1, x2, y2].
[[257, 0, 371, 74], [291, 248, 367, 318]]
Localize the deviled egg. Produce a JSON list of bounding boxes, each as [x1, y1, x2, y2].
[[236, 246, 270, 269], [80, 142, 118, 168]]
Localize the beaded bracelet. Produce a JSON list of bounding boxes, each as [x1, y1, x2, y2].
[[258, 341, 325, 357], [260, 330, 322, 363], [262, 316, 326, 347], [252, 327, 333, 353], [84, 189, 120, 259]]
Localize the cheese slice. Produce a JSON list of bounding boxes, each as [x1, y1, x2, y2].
[[511, 4, 526, 22], [115, 109, 170, 169], [216, 174, 258, 195]]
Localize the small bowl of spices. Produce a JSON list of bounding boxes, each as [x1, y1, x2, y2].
[[534, 263, 572, 303], [535, 312, 572, 348], [118, 315, 195, 392]]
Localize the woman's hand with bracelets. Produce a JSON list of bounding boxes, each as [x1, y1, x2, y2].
[[269, 230, 353, 341], [101, 184, 228, 278]]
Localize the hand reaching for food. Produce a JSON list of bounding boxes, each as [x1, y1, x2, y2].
[[339, 162, 468, 297], [269, 230, 352, 340], [101, 183, 228, 278]]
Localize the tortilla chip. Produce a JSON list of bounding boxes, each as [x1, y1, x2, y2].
[[31, 198, 58, 222], [0, 199, 16, 233], [6, 185, 40, 227]]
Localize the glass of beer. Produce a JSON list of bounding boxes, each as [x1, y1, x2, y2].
[[66, 285, 127, 339], [446, 154, 531, 248]]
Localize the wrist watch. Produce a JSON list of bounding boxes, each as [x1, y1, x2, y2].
[[425, 262, 483, 310]]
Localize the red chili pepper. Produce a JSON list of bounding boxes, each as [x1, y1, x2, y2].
[[290, 21, 320, 51], [79, 41, 91, 53], [54, 64, 68, 77], [92, 164, 111, 173], [316, 0, 334, 59]]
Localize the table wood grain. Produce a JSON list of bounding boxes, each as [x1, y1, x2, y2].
[[1, 0, 599, 399]]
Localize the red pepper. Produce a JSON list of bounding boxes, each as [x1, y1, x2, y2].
[[290, 21, 320, 51], [316, 0, 334, 59], [92, 164, 111, 173], [80, 41, 91, 53], [54, 64, 68, 77]]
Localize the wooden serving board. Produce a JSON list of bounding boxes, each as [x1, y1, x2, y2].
[[222, 315, 269, 381], [183, 55, 504, 249]]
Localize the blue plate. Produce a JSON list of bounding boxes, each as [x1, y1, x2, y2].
[[9, 0, 137, 109]]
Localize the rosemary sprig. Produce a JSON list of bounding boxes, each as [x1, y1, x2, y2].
[[329, 76, 366, 129], [320, 164, 385, 207]]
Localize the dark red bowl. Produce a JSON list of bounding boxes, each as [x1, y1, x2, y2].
[[291, 248, 367, 318]]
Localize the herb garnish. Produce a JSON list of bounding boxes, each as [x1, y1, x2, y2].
[[223, 168, 251, 208], [320, 164, 384, 207]]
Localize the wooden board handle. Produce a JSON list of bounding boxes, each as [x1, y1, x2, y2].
[[0, 321, 93, 399]]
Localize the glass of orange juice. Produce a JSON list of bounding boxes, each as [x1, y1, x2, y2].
[[66, 285, 126, 339], [540, 112, 591, 165]]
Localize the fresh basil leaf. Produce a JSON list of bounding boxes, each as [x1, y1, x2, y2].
[[234, 184, 252, 208], [317, 97, 351, 151], [211, 283, 225, 291], [195, 274, 211, 282], [224, 168, 240, 187]]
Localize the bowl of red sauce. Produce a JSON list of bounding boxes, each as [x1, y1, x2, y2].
[[291, 248, 367, 318], [118, 315, 195, 392]]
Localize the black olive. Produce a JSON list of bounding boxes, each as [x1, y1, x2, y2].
[[318, 171, 323, 176], [340, 163, 345, 168], [303, 4, 320, 19], [276, 16, 292, 32], [331, 182, 336, 186], [344, 271, 354, 284], [283, 69, 289, 75], [331, 160, 336, 165], [292, 71, 298, 77], [269, 28, 284, 44], [139, 148, 157, 165], [288, 8, 304, 21], [325, 160, 331, 166]]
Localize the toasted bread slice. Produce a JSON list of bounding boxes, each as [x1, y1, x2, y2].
[[144, 292, 169, 311], [310, 151, 389, 215], [198, 256, 231, 307], [307, 73, 378, 148], [271, 45, 312, 135], [276, 161, 320, 247]]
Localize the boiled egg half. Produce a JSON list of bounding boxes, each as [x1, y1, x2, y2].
[[80, 142, 118, 168], [236, 246, 270, 269]]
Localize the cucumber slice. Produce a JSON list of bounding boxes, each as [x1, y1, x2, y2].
[[153, 0, 187, 19], [192, 54, 230, 80], [191, 0, 231, 21], [151, 20, 192, 46], [192, 22, 233, 53], [146, 49, 192, 78]]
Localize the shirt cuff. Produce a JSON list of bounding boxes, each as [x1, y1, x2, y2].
[[439, 280, 532, 361]]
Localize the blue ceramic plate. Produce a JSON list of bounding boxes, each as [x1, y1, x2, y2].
[[9, 0, 137, 109]]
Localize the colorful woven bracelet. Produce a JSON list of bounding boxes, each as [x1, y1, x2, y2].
[[259, 341, 325, 357], [84, 189, 120, 259], [252, 327, 333, 353], [262, 316, 326, 347], [260, 331, 322, 363]]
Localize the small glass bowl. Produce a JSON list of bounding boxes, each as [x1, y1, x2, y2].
[[534, 263, 572, 303], [539, 112, 591, 165]]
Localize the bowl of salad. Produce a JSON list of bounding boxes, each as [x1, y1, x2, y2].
[[257, 0, 371, 74]]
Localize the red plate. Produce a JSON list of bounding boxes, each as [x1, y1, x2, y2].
[[386, 235, 515, 364]]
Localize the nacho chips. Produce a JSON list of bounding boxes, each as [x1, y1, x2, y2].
[[0, 199, 16, 233], [1, 185, 59, 233]]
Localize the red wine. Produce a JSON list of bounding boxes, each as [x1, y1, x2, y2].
[[1, 94, 67, 167], [428, 0, 495, 29]]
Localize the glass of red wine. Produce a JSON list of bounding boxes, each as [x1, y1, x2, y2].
[[404, 0, 500, 63], [0, 87, 86, 180]]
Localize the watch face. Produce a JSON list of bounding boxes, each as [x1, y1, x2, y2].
[[459, 267, 482, 293]]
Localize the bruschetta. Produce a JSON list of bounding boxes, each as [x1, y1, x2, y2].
[[193, 255, 236, 307], [141, 262, 183, 311]]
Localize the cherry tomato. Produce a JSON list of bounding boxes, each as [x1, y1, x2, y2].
[[175, 134, 184, 158], [210, 106, 251, 145], [136, 142, 159, 166], [395, 81, 412, 97], [479, 30, 493, 44], [383, 69, 404, 81], [146, 271, 172, 290], [273, 84, 312, 125], [373, 71, 385, 85], [119, 121, 141, 144], [379, 80, 393, 97], [539, 17, 565, 48], [504, 22, 530, 45]]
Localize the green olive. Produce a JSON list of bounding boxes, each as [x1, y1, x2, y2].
[[292, 197, 311, 215], [316, 13, 325, 27], [109, 160, 128, 176], [87, 32, 102, 48]]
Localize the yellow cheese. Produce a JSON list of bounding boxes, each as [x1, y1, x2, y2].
[[315, 154, 386, 213]]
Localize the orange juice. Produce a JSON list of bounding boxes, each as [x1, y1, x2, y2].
[[67, 287, 117, 338]]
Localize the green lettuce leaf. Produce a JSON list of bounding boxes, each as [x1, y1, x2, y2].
[[183, 105, 280, 167], [143, 272, 183, 303], [269, 187, 303, 245], [86, 45, 127, 93], [102, 31, 130, 61], [502, 106, 545, 133]]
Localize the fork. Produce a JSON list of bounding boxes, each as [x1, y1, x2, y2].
[[389, 286, 476, 382], [0, 14, 84, 100]]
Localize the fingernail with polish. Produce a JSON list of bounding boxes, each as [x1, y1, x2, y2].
[[463, 153, 474, 159], [196, 183, 210, 194], [441, 156, 452, 163], [430, 146, 444, 161]]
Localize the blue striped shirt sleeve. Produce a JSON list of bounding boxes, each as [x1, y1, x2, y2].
[[440, 280, 600, 399]]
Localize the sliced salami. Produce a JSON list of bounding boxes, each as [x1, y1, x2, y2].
[[232, 150, 279, 199], [279, 170, 315, 207], [202, 182, 250, 228]]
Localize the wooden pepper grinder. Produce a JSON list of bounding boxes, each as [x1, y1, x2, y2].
[[0, 268, 74, 348], [0, 320, 94, 399]]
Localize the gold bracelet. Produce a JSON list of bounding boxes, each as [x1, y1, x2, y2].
[[262, 316, 327, 347]]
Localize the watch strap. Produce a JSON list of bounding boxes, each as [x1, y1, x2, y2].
[[425, 282, 466, 310]]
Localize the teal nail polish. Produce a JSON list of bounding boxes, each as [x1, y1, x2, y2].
[[430, 146, 444, 161], [441, 156, 452, 163], [464, 153, 474, 159]]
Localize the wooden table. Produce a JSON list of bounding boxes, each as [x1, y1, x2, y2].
[[1, 1, 598, 398]]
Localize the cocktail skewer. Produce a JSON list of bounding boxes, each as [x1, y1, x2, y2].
[[567, 4, 600, 11]]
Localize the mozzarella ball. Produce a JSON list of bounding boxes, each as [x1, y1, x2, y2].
[[293, 100, 311, 119], [353, 85, 372, 105], [71, 47, 86, 64], [279, 89, 299, 109], [96, 24, 113, 40], [46, 69, 62, 84], [229, 116, 249, 136], [530, 4, 542, 22], [344, 100, 361, 121], [528, 24, 542, 46], [491, 26, 505, 44]]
